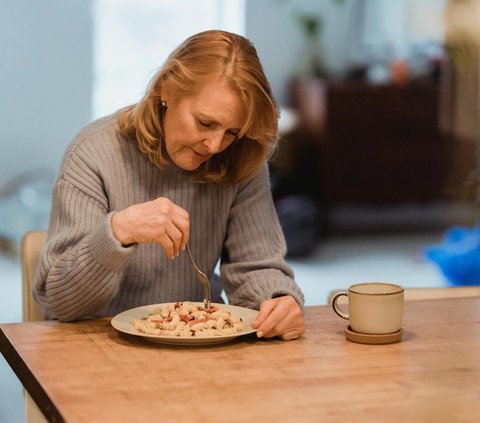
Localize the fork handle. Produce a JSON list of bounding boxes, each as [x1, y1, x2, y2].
[[186, 245, 212, 308]]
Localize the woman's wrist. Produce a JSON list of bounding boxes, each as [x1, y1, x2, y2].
[[111, 211, 133, 246]]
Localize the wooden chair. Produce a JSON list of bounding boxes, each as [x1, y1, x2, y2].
[[21, 230, 47, 322], [20, 230, 50, 423]]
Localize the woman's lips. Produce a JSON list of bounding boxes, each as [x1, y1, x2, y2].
[[192, 149, 209, 159]]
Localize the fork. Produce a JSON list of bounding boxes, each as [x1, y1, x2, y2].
[[185, 244, 212, 308]]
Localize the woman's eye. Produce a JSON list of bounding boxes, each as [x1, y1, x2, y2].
[[199, 120, 211, 128], [227, 130, 239, 138]]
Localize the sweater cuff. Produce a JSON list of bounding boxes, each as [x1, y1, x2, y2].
[[271, 290, 305, 312], [88, 212, 137, 271]]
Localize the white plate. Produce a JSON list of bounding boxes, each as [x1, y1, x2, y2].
[[111, 302, 259, 346]]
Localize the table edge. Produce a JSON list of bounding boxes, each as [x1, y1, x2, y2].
[[0, 326, 65, 423]]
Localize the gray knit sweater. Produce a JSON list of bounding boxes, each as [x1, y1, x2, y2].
[[33, 114, 304, 321]]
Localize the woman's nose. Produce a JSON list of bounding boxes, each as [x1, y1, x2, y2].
[[203, 131, 224, 154]]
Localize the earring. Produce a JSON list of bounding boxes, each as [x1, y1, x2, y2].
[[160, 100, 168, 118]]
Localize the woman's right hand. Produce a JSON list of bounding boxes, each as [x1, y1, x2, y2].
[[111, 197, 189, 260]]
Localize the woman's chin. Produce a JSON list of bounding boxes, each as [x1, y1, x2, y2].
[[168, 149, 210, 171], [173, 160, 203, 172]]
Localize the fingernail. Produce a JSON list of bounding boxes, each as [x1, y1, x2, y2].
[[256, 331, 263, 338]]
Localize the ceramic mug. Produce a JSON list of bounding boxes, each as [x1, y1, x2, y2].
[[331, 282, 404, 334]]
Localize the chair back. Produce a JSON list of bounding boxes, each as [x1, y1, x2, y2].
[[21, 230, 47, 321]]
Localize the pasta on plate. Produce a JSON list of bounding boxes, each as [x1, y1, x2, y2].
[[133, 301, 244, 337]]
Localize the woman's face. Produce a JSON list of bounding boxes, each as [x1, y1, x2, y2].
[[162, 79, 246, 171]]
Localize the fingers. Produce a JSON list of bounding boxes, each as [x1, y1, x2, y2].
[[154, 200, 189, 259], [159, 221, 183, 260], [252, 298, 277, 329], [253, 296, 305, 341], [170, 206, 190, 252], [111, 197, 190, 259]]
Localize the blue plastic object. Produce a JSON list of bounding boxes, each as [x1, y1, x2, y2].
[[425, 226, 480, 286]]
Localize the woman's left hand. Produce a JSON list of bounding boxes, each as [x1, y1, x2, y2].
[[252, 295, 305, 341]]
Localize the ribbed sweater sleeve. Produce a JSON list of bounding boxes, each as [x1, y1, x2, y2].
[[220, 165, 305, 310], [34, 118, 138, 321], [33, 114, 304, 321]]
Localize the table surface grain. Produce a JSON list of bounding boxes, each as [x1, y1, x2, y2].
[[1, 297, 480, 423]]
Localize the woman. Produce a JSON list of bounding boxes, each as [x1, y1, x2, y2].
[[34, 30, 305, 340]]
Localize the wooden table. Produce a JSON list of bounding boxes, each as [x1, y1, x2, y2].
[[1, 297, 480, 423]]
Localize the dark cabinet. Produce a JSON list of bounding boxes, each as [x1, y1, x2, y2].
[[288, 79, 451, 206]]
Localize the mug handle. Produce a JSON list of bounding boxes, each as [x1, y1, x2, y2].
[[331, 291, 349, 320]]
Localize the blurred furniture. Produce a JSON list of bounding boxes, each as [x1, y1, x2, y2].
[[329, 286, 480, 306], [324, 80, 449, 205], [438, 47, 479, 201], [288, 79, 451, 207], [404, 285, 480, 300], [1, 297, 479, 422], [21, 230, 47, 322]]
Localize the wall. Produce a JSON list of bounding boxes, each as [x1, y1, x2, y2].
[[246, 0, 354, 105], [0, 0, 92, 189]]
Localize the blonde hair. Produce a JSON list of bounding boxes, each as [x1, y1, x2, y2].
[[117, 30, 279, 184]]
